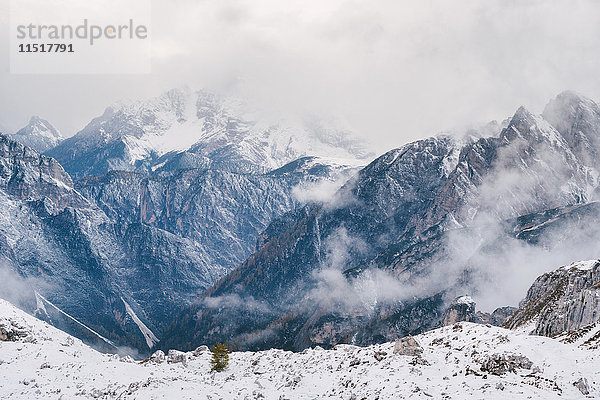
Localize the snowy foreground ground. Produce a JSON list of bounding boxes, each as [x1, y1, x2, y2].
[[0, 299, 597, 399]]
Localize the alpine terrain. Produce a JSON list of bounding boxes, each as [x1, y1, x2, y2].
[[1, 259, 599, 399], [0, 89, 373, 354], [159, 91, 600, 353], [1, 91, 600, 398]]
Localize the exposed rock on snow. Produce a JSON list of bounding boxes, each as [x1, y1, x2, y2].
[[573, 377, 591, 395], [442, 296, 477, 325], [393, 336, 423, 356], [193, 345, 210, 356], [167, 349, 188, 366], [146, 350, 165, 364], [478, 353, 533, 376], [0, 319, 29, 342]]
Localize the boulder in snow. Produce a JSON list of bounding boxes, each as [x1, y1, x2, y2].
[[393, 336, 423, 356], [573, 378, 590, 395], [167, 349, 187, 366], [479, 353, 533, 375], [193, 345, 209, 356]]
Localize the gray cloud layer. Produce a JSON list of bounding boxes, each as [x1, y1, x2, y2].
[[1, 0, 600, 153]]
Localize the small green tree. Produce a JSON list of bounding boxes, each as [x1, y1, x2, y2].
[[209, 342, 230, 372]]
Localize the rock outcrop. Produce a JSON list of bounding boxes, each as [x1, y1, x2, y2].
[[504, 260, 600, 337], [479, 353, 533, 376], [442, 296, 516, 327], [393, 336, 423, 356], [442, 296, 477, 325], [0, 320, 29, 342]]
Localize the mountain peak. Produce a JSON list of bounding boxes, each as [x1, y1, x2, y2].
[[11, 116, 62, 153], [23, 115, 61, 135], [29, 115, 44, 124], [498, 104, 568, 148], [546, 90, 591, 108], [542, 90, 600, 132], [540, 91, 600, 165], [543, 90, 598, 117], [512, 105, 535, 120]]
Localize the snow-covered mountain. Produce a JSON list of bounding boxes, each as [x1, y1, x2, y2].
[[0, 130, 353, 354], [4, 89, 600, 359], [159, 91, 600, 352], [11, 116, 63, 153], [0, 131, 224, 352], [46, 88, 373, 180], [1, 295, 597, 399]]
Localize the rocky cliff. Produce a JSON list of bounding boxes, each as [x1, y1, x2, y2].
[[505, 260, 600, 340], [441, 296, 516, 326]]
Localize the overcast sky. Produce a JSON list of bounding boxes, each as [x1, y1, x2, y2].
[[1, 0, 600, 153]]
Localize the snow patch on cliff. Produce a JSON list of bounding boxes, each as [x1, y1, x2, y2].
[[121, 297, 159, 349]]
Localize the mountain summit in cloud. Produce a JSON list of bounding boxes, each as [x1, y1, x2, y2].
[[47, 88, 374, 180]]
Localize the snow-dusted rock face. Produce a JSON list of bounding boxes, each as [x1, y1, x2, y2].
[[46, 88, 373, 180], [74, 157, 353, 276], [424, 100, 600, 230], [442, 296, 477, 325], [0, 132, 228, 353], [1, 298, 598, 399], [10, 116, 63, 153], [0, 130, 354, 354], [160, 92, 600, 352], [505, 260, 600, 340], [0, 132, 74, 208]]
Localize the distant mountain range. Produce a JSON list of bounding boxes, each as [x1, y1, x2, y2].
[[45, 88, 373, 179], [1, 90, 600, 356], [0, 89, 372, 354]]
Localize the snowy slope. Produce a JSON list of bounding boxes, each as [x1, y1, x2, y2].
[[121, 297, 159, 349], [1, 298, 597, 399]]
